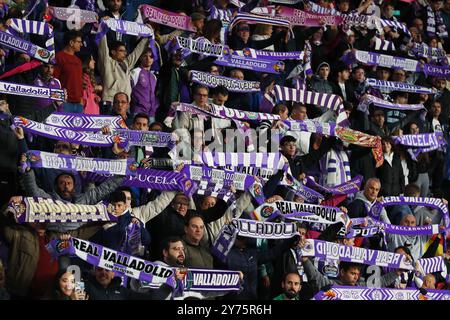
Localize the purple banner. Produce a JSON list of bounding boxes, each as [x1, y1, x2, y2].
[[84, 169, 198, 197], [391, 132, 446, 148]]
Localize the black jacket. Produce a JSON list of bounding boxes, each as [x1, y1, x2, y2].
[[376, 153, 405, 196], [147, 200, 228, 259]]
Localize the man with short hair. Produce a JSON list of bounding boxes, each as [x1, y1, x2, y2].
[[300, 258, 399, 294], [182, 214, 214, 269], [346, 178, 391, 222], [33, 63, 62, 110], [273, 273, 302, 300], [54, 30, 83, 113]]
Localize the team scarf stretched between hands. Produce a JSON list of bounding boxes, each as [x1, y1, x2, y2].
[[313, 285, 450, 300], [212, 218, 299, 262], [7, 196, 117, 223], [47, 237, 242, 292]]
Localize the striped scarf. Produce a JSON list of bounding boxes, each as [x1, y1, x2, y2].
[[228, 13, 294, 38], [320, 148, 351, 187], [427, 5, 448, 39], [272, 85, 348, 125], [7, 18, 55, 62], [374, 37, 396, 51]]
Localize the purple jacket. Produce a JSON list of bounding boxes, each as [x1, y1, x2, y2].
[[130, 67, 159, 117], [32, 75, 62, 109]]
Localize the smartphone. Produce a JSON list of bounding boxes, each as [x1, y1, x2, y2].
[[75, 281, 85, 292], [393, 10, 400, 16]]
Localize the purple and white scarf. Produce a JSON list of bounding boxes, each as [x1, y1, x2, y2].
[[27, 150, 137, 176], [342, 50, 450, 79], [313, 286, 450, 300], [14, 117, 122, 147], [347, 219, 445, 237], [215, 54, 285, 74], [409, 43, 447, 64], [233, 47, 303, 60], [301, 239, 443, 272], [49, 6, 99, 23], [170, 36, 228, 58], [391, 132, 446, 149], [201, 152, 285, 169], [0, 29, 53, 63], [283, 119, 336, 136], [173, 102, 281, 122], [366, 78, 436, 94], [341, 50, 419, 72], [228, 13, 292, 34], [278, 172, 325, 203], [190, 70, 260, 92], [358, 94, 426, 114], [226, 165, 275, 181], [305, 175, 363, 196], [272, 200, 349, 225], [374, 37, 396, 51], [195, 181, 236, 207], [272, 85, 347, 125], [276, 7, 343, 26], [369, 196, 450, 231], [140, 5, 196, 32], [180, 164, 255, 191], [110, 129, 176, 149], [44, 112, 127, 131], [0, 80, 65, 101], [84, 169, 198, 197], [95, 18, 154, 44], [7, 18, 55, 63], [7, 197, 117, 223], [427, 5, 448, 39], [47, 237, 177, 289], [211, 218, 299, 262]]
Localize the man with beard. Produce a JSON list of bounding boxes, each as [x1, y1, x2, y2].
[[273, 273, 302, 300], [85, 266, 175, 300]]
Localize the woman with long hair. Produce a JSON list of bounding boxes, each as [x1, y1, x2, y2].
[[80, 54, 101, 115], [44, 270, 87, 300]]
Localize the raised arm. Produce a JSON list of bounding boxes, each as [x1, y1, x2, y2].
[[131, 190, 177, 223], [77, 176, 124, 204]]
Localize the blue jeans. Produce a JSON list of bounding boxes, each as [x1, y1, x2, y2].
[[62, 102, 83, 113]]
